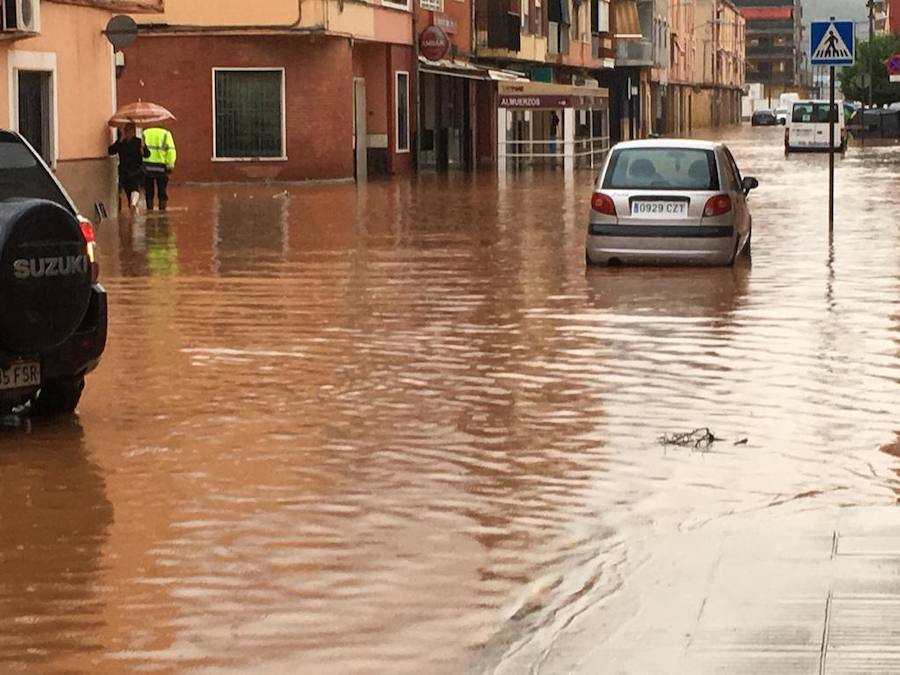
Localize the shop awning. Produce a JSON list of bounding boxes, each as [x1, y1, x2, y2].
[[497, 80, 609, 110], [612, 0, 642, 39], [419, 57, 528, 82]]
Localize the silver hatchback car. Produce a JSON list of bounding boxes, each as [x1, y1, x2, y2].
[[586, 139, 758, 266]]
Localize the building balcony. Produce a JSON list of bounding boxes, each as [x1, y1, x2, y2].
[[616, 38, 653, 67], [747, 46, 795, 59]]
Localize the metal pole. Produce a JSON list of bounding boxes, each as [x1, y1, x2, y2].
[[829, 64, 835, 232], [867, 0, 875, 110], [413, 9, 421, 171]]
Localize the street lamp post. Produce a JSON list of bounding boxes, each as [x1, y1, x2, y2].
[[867, 0, 875, 109]]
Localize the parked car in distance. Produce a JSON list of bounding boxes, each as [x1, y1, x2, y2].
[[785, 100, 847, 153], [0, 129, 107, 416], [774, 108, 789, 125], [751, 110, 778, 126], [586, 139, 758, 267]]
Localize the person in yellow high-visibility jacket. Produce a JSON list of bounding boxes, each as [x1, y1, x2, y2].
[[143, 126, 177, 210]]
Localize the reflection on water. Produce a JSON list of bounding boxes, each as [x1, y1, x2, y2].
[[1, 126, 899, 673], [0, 421, 112, 672]]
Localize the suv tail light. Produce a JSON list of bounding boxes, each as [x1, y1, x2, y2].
[[703, 194, 732, 218], [78, 216, 99, 282], [591, 192, 617, 216]]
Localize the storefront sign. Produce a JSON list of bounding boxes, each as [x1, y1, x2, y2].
[[500, 95, 570, 109], [419, 25, 450, 61], [432, 13, 458, 35], [499, 95, 609, 110]]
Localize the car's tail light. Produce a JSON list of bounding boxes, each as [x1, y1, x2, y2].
[[703, 194, 732, 218], [78, 216, 99, 282], [591, 192, 617, 216]]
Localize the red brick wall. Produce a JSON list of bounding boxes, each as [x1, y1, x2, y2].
[[117, 34, 354, 182]]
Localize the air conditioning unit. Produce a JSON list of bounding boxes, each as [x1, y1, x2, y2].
[[1, 0, 41, 34]]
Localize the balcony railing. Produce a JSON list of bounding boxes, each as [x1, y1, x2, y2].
[[616, 39, 653, 66]]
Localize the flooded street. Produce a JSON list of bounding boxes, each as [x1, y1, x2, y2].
[[2, 126, 900, 673]]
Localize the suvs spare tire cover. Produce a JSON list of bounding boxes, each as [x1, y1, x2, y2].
[[0, 199, 92, 354]]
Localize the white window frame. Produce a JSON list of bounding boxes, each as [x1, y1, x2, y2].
[[420, 0, 442, 11], [8, 50, 58, 168], [383, 0, 411, 10], [211, 67, 287, 162], [395, 71, 410, 154]]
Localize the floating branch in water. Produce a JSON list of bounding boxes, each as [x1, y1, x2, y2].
[[658, 427, 721, 450]]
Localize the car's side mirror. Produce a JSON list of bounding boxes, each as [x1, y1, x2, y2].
[[742, 177, 759, 195]]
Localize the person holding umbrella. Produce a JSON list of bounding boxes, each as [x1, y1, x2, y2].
[[108, 122, 149, 212], [108, 101, 176, 211]]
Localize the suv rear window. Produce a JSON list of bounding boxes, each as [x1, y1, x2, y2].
[[792, 103, 838, 123], [0, 131, 72, 211], [602, 148, 720, 191]]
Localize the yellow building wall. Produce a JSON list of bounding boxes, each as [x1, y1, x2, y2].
[[5, 3, 115, 162], [146, 0, 411, 44], [145, 0, 301, 26]]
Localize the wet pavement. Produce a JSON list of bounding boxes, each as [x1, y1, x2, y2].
[[1, 127, 899, 674]]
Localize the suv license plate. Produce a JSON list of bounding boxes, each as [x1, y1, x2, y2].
[[631, 201, 688, 219], [0, 361, 40, 391]]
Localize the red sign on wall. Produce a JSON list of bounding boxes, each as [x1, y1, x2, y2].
[[420, 25, 450, 61], [887, 54, 900, 75]]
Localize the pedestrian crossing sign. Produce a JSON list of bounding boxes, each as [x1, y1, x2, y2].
[[810, 21, 855, 66]]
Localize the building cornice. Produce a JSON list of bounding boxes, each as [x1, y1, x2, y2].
[[46, 0, 164, 14]]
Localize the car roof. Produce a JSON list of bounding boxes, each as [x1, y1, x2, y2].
[[612, 139, 719, 151]]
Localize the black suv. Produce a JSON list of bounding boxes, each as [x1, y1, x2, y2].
[[0, 130, 107, 416]]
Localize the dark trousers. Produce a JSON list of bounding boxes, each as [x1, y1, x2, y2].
[[145, 172, 169, 209]]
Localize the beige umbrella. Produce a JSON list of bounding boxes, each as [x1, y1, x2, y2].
[[109, 101, 176, 127]]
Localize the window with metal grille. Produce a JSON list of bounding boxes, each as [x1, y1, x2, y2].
[[421, 0, 442, 10], [214, 69, 284, 159]]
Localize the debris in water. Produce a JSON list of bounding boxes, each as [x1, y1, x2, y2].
[[734, 438, 749, 446], [658, 427, 721, 450]]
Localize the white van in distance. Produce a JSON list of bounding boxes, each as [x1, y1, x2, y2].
[[785, 100, 847, 153]]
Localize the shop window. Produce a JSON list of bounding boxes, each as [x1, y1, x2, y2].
[[213, 69, 285, 159], [421, 0, 442, 10], [396, 71, 410, 153]]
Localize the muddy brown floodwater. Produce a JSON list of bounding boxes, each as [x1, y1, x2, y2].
[[1, 127, 899, 674]]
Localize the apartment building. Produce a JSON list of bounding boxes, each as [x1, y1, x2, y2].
[[117, 0, 415, 182], [732, 0, 803, 97], [472, 0, 624, 168], [1, 0, 163, 212]]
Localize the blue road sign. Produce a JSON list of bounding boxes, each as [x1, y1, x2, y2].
[[810, 21, 855, 67]]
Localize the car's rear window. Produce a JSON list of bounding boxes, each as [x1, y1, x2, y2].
[[602, 148, 719, 191], [792, 103, 838, 123], [0, 132, 72, 210]]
